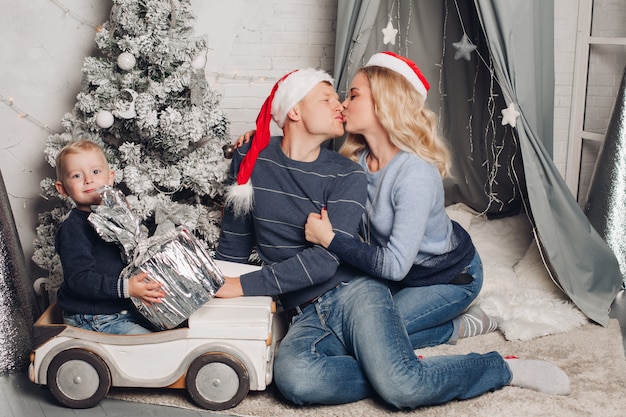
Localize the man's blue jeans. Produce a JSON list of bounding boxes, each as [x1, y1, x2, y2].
[[394, 251, 484, 348], [273, 276, 511, 409], [63, 311, 152, 334]]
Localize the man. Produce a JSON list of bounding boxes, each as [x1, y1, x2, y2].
[[215, 68, 367, 310], [214, 68, 570, 409]]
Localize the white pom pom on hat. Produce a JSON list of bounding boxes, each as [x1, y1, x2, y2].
[[224, 68, 334, 217], [365, 51, 430, 99]]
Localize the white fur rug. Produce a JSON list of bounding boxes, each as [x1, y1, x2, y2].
[[446, 204, 589, 341]]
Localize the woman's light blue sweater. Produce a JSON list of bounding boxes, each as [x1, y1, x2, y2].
[[328, 150, 475, 285]]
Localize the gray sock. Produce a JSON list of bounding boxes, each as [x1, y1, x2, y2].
[[454, 305, 498, 339], [505, 358, 571, 395]]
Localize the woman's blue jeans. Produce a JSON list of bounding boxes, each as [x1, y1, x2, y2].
[[393, 251, 484, 348], [273, 275, 511, 409]]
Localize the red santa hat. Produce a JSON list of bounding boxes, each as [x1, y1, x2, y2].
[[365, 51, 430, 99], [224, 68, 334, 217]]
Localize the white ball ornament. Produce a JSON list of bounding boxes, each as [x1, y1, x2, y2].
[[190, 53, 207, 70], [117, 52, 136, 71], [95, 110, 114, 128]]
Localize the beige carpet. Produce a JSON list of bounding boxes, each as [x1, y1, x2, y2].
[[108, 320, 626, 416], [108, 209, 626, 416]]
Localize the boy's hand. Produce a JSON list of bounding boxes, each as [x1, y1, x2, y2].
[[128, 271, 165, 305], [305, 208, 335, 248]]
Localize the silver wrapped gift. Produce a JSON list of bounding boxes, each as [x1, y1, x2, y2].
[[88, 186, 224, 330]]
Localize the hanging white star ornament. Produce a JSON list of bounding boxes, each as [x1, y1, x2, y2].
[[452, 34, 477, 61], [382, 20, 398, 45], [501, 103, 521, 128]]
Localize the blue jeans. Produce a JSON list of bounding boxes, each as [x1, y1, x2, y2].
[[393, 251, 484, 348], [273, 276, 511, 409], [63, 311, 152, 335]]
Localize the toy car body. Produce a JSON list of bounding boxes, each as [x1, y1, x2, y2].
[[29, 261, 285, 411]]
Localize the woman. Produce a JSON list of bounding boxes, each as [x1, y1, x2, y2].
[[304, 51, 496, 348]]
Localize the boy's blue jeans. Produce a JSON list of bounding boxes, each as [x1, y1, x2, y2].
[[63, 311, 152, 335], [273, 275, 511, 409]]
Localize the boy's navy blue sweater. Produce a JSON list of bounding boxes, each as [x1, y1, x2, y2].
[[55, 208, 130, 315]]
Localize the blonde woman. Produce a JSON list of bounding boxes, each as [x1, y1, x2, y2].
[[305, 52, 496, 348]]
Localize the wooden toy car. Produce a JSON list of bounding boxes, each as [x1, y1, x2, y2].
[[28, 261, 285, 411]]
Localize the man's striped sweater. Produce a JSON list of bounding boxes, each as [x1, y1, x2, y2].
[[215, 136, 367, 311]]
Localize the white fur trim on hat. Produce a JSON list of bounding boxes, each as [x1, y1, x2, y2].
[[365, 53, 428, 99], [271, 68, 334, 128], [224, 180, 254, 218]]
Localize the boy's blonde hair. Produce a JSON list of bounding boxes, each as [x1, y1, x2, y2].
[[340, 66, 451, 177], [55, 140, 108, 181]]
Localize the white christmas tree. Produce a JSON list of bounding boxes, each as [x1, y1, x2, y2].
[[32, 0, 231, 294]]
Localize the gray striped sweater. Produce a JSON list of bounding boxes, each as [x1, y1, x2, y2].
[[215, 136, 367, 311]]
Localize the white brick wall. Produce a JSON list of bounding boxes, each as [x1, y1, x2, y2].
[[195, 0, 338, 140]]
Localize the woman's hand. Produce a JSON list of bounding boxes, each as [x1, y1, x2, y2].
[[128, 271, 165, 305], [305, 208, 335, 248], [233, 130, 256, 148]]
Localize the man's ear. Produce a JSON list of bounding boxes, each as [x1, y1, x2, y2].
[[286, 105, 302, 124], [55, 181, 68, 197]]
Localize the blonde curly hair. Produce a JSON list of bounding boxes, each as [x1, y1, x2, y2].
[[340, 66, 451, 178]]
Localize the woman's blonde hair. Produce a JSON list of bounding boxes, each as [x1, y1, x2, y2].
[[55, 140, 108, 180], [340, 66, 451, 177]]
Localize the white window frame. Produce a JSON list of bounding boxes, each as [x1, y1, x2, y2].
[[565, 0, 626, 201]]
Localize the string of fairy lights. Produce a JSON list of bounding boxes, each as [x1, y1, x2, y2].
[[0, 95, 60, 135], [49, 0, 101, 29]]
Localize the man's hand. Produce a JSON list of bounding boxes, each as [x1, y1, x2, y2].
[[216, 276, 244, 298]]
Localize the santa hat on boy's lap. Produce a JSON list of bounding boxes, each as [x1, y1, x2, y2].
[[224, 68, 334, 217], [365, 51, 430, 99]]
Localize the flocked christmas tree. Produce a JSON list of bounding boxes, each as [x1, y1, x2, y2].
[[32, 0, 231, 295]]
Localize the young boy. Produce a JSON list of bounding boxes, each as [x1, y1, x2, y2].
[[54, 140, 164, 334]]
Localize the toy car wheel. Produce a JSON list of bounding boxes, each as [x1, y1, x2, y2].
[[186, 352, 250, 410], [47, 348, 111, 409]]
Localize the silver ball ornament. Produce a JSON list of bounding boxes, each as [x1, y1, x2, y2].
[[222, 144, 234, 159]]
